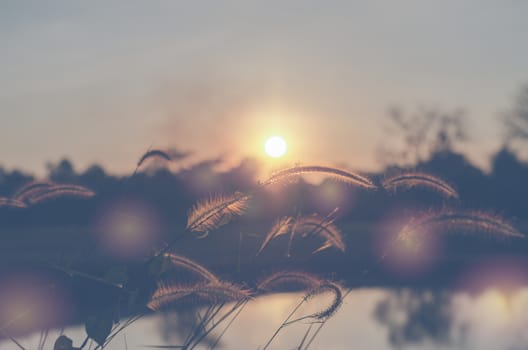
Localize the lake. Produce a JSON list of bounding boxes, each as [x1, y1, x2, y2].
[[5, 287, 528, 350]]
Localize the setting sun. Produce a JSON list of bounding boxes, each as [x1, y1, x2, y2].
[[264, 136, 287, 158]]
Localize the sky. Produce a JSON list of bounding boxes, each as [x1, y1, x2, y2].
[[2, 0, 528, 176]]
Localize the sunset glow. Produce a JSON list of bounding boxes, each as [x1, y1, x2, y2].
[[3, 3, 528, 350], [264, 136, 287, 158]]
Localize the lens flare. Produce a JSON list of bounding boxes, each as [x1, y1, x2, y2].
[[0, 274, 73, 334], [95, 199, 164, 260]]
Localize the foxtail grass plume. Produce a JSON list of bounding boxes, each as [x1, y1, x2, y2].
[[147, 281, 252, 311], [164, 253, 220, 283], [263, 165, 376, 189], [0, 197, 27, 209], [257, 217, 294, 255], [26, 184, 95, 205], [133, 149, 172, 176], [257, 271, 323, 292], [382, 171, 459, 199], [304, 282, 344, 321], [147, 282, 192, 310], [295, 214, 346, 253], [187, 192, 250, 232], [12, 181, 53, 203], [258, 211, 346, 255], [398, 210, 525, 246], [137, 149, 171, 168]]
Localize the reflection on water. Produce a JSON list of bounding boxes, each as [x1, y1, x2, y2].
[[5, 288, 528, 350], [374, 290, 454, 348]]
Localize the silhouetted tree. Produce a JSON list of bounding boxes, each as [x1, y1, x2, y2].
[[0, 167, 33, 196], [503, 84, 528, 154], [378, 106, 467, 166], [489, 147, 528, 218], [47, 158, 77, 183]]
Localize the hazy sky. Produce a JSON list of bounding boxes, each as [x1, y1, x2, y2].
[[2, 0, 528, 176]]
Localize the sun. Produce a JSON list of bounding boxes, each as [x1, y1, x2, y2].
[[264, 136, 287, 158]]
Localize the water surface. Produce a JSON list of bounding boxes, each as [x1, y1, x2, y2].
[[5, 287, 528, 350]]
